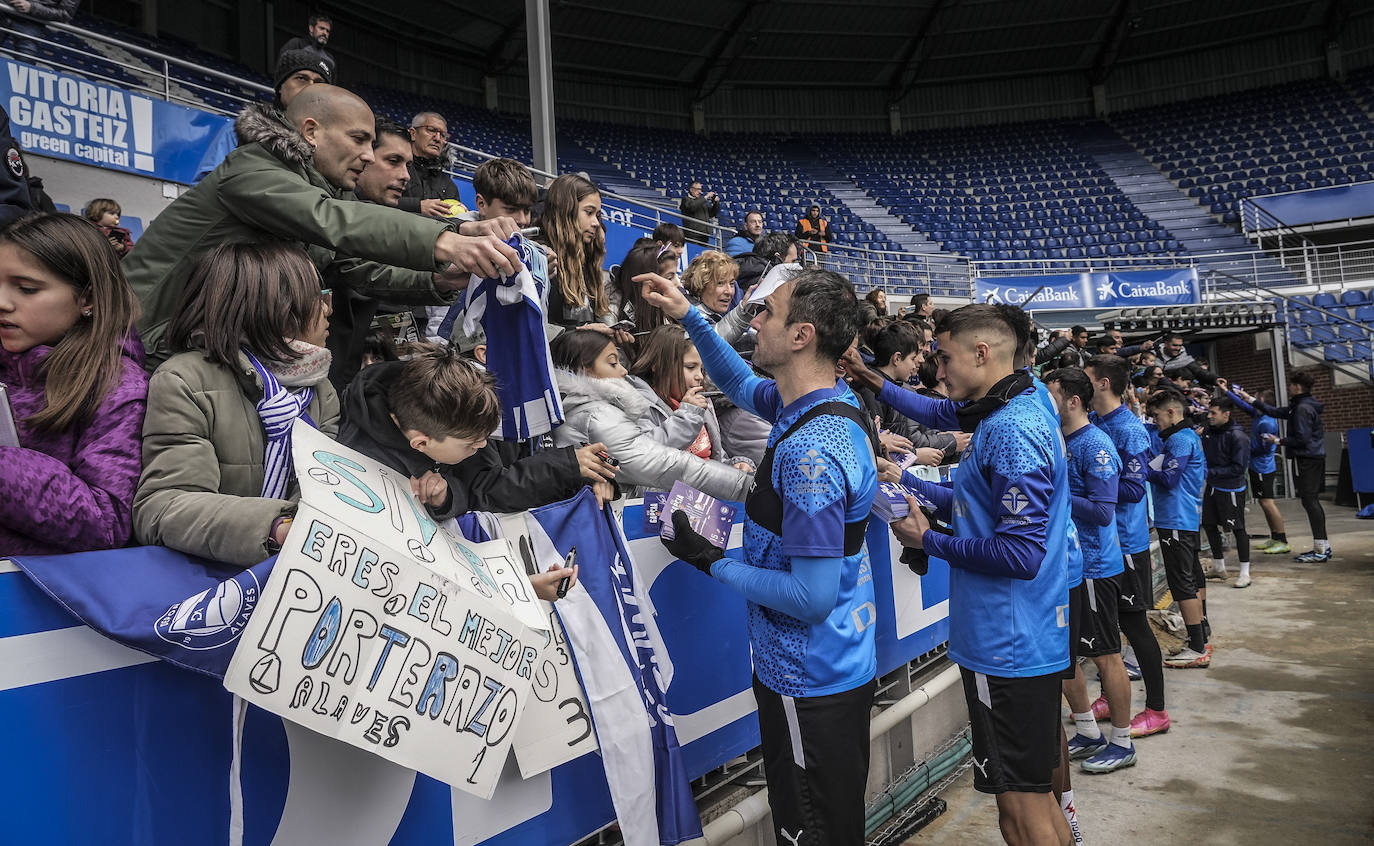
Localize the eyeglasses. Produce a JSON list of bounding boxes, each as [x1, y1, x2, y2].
[[416, 125, 448, 138]]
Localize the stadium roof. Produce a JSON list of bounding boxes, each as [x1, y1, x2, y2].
[[323, 0, 1346, 101]]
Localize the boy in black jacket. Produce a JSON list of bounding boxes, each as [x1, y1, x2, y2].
[[338, 343, 617, 537], [1201, 396, 1252, 587]]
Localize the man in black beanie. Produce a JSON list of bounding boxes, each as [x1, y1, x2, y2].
[[273, 48, 335, 109]]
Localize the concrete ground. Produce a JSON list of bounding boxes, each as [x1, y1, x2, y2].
[[910, 496, 1374, 845]]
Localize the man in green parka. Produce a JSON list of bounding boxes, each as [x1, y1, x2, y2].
[[125, 85, 520, 369]]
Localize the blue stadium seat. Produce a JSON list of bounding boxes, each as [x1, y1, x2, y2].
[[1290, 326, 1314, 347], [1340, 289, 1369, 307]]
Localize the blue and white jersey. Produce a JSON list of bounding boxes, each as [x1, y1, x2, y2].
[[743, 383, 879, 696], [925, 389, 1071, 678], [1064, 424, 1124, 579], [1091, 404, 1153, 554], [1148, 422, 1206, 531]]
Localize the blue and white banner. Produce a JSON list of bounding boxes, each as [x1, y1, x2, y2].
[[2, 57, 234, 184], [974, 268, 1200, 311], [0, 495, 949, 843]]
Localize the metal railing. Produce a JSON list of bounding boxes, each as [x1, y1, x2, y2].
[[446, 141, 974, 297], [0, 20, 271, 115]]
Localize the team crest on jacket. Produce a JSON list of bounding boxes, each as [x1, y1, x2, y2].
[[798, 449, 827, 480], [154, 571, 260, 650], [6, 147, 23, 179], [1002, 486, 1029, 514]]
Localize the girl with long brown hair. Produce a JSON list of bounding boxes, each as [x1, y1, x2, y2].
[[0, 213, 148, 554], [539, 173, 610, 328]]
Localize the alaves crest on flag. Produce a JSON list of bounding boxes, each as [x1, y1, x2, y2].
[[11, 546, 277, 679], [441, 234, 563, 441], [7, 527, 499, 682], [528, 488, 701, 846]]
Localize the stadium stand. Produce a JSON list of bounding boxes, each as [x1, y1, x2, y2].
[[10, 12, 1374, 295], [1112, 76, 1374, 227]]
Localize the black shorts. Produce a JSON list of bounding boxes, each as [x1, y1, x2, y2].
[[1248, 468, 1276, 500], [1202, 487, 1245, 532], [1078, 574, 1123, 657], [1063, 582, 1084, 679], [1118, 549, 1153, 613], [1295, 455, 1325, 497], [753, 674, 876, 846], [1159, 528, 1203, 602], [960, 667, 1062, 795]]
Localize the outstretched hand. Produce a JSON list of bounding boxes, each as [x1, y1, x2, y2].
[[839, 346, 883, 392], [635, 272, 691, 320]]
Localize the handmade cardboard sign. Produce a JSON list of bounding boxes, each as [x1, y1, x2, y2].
[[224, 424, 546, 798]]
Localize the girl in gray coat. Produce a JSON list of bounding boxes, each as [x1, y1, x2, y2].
[[550, 328, 752, 502]]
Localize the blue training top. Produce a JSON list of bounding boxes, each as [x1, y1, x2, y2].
[[1247, 414, 1278, 475], [1064, 423, 1124, 579], [1091, 404, 1153, 555], [913, 388, 1072, 678], [878, 371, 1082, 587], [681, 307, 878, 697], [1147, 421, 1207, 531]]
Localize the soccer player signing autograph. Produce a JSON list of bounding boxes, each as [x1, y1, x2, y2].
[[638, 268, 878, 846], [888, 304, 1074, 846]]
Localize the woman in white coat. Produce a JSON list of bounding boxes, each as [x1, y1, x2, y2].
[[551, 328, 752, 501]]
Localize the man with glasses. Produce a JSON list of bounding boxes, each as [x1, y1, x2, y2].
[[400, 111, 463, 219]]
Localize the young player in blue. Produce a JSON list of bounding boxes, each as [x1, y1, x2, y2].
[[1083, 354, 1169, 738], [1144, 390, 1211, 669], [642, 268, 877, 846], [1044, 368, 1139, 775], [889, 305, 1073, 846], [1215, 381, 1289, 556]]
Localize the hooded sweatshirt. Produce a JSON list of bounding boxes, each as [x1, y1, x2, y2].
[[336, 361, 587, 520], [1202, 418, 1251, 492], [0, 336, 149, 555], [1232, 391, 1326, 458]]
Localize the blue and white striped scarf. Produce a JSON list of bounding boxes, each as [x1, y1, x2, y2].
[[243, 349, 317, 499]]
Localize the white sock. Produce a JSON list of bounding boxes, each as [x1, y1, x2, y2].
[[1316, 539, 1331, 553], [1073, 711, 1101, 739], [1238, 560, 1251, 580], [1060, 789, 1084, 845], [1212, 558, 1226, 572], [1109, 724, 1133, 749]]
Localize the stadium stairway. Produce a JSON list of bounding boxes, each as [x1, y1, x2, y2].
[[1074, 122, 1299, 288], [779, 140, 969, 283], [554, 141, 664, 207]]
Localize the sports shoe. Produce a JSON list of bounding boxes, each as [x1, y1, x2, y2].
[[1129, 707, 1171, 738], [1090, 695, 1110, 721], [1262, 541, 1290, 554], [1164, 647, 1211, 668], [1067, 733, 1108, 760], [1234, 573, 1252, 588], [1295, 549, 1332, 563], [1081, 741, 1138, 774], [1206, 562, 1228, 580], [1123, 658, 1142, 680]]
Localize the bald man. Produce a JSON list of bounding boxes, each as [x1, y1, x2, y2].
[[124, 86, 520, 369]]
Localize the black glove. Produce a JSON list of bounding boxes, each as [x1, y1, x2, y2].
[[661, 510, 725, 575]]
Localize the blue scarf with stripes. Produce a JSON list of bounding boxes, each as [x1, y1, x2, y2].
[[243, 349, 317, 499]]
